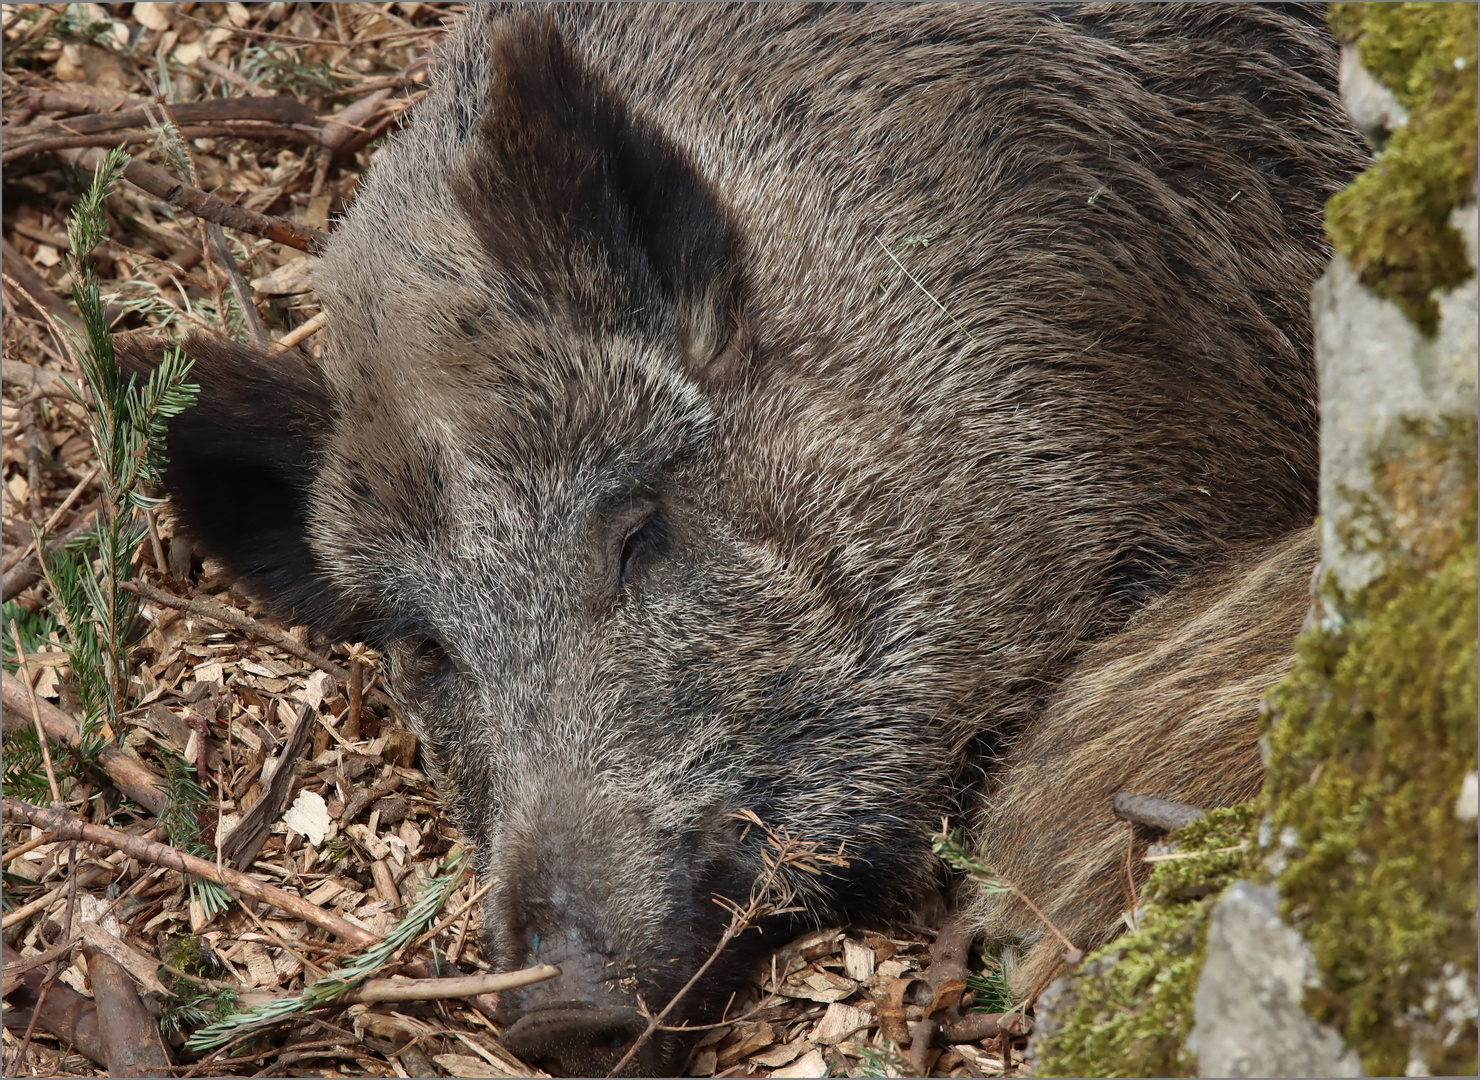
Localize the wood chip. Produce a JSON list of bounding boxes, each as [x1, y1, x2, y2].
[[433, 1053, 498, 1078], [842, 937, 876, 982], [812, 1001, 871, 1046], [749, 1039, 813, 1069], [242, 940, 278, 987], [249, 256, 315, 295], [284, 789, 332, 846], [717, 1020, 776, 1068], [771, 1047, 830, 1078], [876, 958, 916, 979]]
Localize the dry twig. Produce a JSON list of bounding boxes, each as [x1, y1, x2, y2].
[[203, 222, 270, 345], [608, 811, 849, 1076], [275, 309, 327, 350], [1112, 790, 1204, 832], [2, 796, 378, 946], [60, 147, 329, 253], [0, 671, 168, 814]]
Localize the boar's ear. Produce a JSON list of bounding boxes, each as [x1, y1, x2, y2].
[[116, 334, 347, 632], [458, 13, 751, 383]]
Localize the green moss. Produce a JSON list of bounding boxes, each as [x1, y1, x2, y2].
[[1325, 3, 1478, 335], [1033, 806, 1260, 1078], [166, 934, 223, 979], [1263, 415, 1478, 1077]]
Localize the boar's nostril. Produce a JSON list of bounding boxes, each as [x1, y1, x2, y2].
[[501, 1004, 648, 1077]]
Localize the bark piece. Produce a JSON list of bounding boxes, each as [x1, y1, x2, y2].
[[1, 942, 105, 1068], [1112, 790, 1205, 832], [1, 672, 168, 815], [221, 701, 315, 869], [82, 946, 172, 1077]]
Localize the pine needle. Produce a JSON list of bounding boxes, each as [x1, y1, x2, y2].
[[184, 853, 472, 1051]]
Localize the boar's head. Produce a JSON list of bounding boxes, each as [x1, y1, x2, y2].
[[128, 14, 955, 1075]]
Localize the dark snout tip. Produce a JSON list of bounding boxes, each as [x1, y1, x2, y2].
[[502, 1003, 648, 1077]]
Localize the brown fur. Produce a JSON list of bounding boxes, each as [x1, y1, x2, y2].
[[124, 5, 1367, 1073], [970, 527, 1319, 995]]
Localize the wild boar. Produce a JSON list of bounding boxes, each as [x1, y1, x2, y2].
[[124, 3, 1367, 1073]]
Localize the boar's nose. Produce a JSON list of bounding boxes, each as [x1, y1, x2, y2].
[[497, 926, 658, 1075], [501, 1003, 647, 1076]]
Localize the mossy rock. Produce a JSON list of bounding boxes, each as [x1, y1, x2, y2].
[[1264, 414, 1479, 1077], [1032, 806, 1260, 1078], [1326, 3, 1478, 335]]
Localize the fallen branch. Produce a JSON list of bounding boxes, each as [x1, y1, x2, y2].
[[0, 671, 168, 815], [942, 1010, 1034, 1043], [925, 913, 975, 1023], [0, 935, 80, 980], [11, 633, 62, 805], [1, 501, 99, 602], [1111, 791, 1204, 833], [204, 222, 270, 345], [275, 310, 327, 351], [16, 89, 136, 115], [910, 1017, 940, 1075], [13, 95, 316, 138], [4, 122, 319, 162], [178, 13, 444, 48], [121, 580, 343, 683], [1, 797, 377, 947], [324, 59, 431, 99], [181, 856, 541, 1051], [1, 358, 77, 401], [344, 968, 559, 1005], [0, 881, 71, 933], [0, 942, 106, 1069], [60, 147, 328, 254], [0, 831, 54, 866], [83, 945, 172, 1077], [1, 237, 84, 333], [0, 863, 113, 932]]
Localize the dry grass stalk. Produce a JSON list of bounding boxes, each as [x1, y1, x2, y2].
[[607, 810, 850, 1076]]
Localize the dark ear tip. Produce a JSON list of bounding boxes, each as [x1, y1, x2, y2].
[[113, 329, 170, 380], [491, 8, 561, 49]]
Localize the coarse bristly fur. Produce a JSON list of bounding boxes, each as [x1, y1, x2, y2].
[[120, 4, 1369, 1074]]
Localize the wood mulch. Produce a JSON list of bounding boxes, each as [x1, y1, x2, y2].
[[1, 4, 1027, 1076]]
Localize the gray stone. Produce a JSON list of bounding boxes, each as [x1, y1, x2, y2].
[[1457, 771, 1478, 826], [1189, 881, 1364, 1078], [1339, 44, 1408, 146], [1312, 202, 1479, 596]]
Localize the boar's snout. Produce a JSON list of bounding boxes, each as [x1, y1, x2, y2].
[[483, 788, 740, 1075], [494, 919, 699, 1077], [494, 917, 651, 1075], [493, 913, 702, 1077], [501, 1002, 647, 1077]]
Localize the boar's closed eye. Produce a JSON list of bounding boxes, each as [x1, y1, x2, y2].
[[406, 636, 454, 682], [618, 512, 668, 587]]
